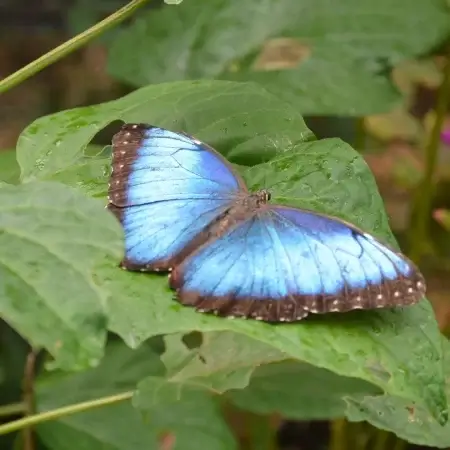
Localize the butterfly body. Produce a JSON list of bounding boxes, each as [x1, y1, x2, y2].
[[108, 123, 425, 323]]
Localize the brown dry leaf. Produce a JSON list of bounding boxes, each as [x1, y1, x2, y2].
[[393, 58, 443, 96], [364, 108, 422, 142], [253, 38, 311, 71]]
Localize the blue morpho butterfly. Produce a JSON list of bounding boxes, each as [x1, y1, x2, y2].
[[107, 123, 426, 323]]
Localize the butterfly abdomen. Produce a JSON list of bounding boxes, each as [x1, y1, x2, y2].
[[170, 192, 268, 267]]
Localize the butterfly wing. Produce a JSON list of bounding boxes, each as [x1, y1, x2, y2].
[[170, 206, 425, 322], [108, 124, 247, 271]]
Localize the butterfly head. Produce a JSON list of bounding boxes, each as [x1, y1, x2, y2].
[[243, 190, 271, 211], [256, 189, 271, 204]]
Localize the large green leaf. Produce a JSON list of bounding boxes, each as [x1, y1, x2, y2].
[[227, 360, 381, 420], [16, 81, 313, 182], [224, 47, 400, 115], [107, 0, 294, 84], [106, 0, 450, 114], [134, 379, 237, 450], [345, 337, 450, 448], [36, 341, 163, 450], [0, 182, 123, 370], [160, 332, 380, 421], [226, 356, 450, 448], [37, 341, 236, 450], [160, 332, 286, 392]]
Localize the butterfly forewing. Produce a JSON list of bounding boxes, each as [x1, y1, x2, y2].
[[108, 123, 246, 271]]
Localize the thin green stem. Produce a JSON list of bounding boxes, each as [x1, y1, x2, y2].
[[409, 55, 450, 262], [0, 392, 133, 436], [0, 403, 25, 418], [0, 0, 150, 94]]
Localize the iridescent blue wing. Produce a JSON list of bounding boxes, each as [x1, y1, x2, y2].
[[170, 206, 425, 322], [108, 124, 247, 271]]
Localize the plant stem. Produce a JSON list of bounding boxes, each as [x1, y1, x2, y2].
[[409, 55, 450, 262], [0, 0, 150, 94], [330, 418, 347, 450], [372, 429, 391, 450], [0, 391, 133, 436], [248, 413, 277, 450], [392, 437, 407, 450], [0, 403, 25, 418]]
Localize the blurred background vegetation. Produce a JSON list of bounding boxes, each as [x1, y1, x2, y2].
[[1, 0, 450, 449]]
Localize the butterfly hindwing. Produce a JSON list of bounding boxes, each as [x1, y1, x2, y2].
[[108, 124, 247, 270], [169, 206, 425, 322]]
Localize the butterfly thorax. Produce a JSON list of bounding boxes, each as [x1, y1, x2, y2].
[[171, 190, 272, 266], [205, 190, 271, 237]]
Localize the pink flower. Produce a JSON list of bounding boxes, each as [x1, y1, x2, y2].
[[441, 128, 450, 145]]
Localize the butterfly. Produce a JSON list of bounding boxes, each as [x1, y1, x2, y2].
[[107, 123, 426, 323]]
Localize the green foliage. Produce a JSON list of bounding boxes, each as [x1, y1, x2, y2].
[[1, 1, 450, 448], [36, 341, 167, 450], [0, 182, 122, 370], [1, 80, 449, 448], [226, 361, 381, 420], [345, 338, 450, 448], [16, 80, 313, 182], [36, 340, 238, 450], [107, 0, 450, 115]]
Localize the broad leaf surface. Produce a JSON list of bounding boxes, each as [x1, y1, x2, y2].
[[36, 341, 236, 450], [107, 0, 450, 114], [224, 47, 400, 115], [227, 360, 381, 420], [0, 182, 123, 370], [160, 332, 286, 392], [134, 378, 237, 450], [16, 81, 313, 181], [345, 337, 450, 448], [36, 341, 162, 450]]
